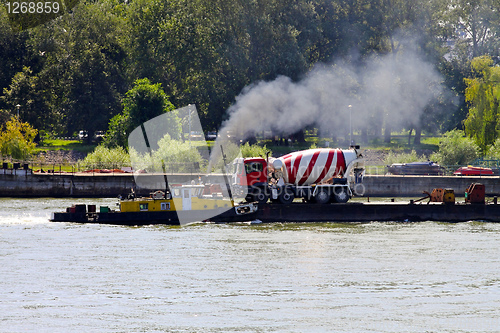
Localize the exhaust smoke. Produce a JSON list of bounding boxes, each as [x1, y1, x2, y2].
[[220, 50, 445, 143]]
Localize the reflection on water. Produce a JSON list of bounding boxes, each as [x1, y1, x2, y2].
[[1, 198, 499, 332]]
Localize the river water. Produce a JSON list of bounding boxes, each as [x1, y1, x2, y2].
[[1, 198, 500, 332]]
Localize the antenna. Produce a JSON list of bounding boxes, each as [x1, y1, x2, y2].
[[220, 145, 234, 206]]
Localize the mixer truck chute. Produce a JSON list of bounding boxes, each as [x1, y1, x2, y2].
[[232, 146, 364, 204]]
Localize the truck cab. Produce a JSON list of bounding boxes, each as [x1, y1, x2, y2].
[[232, 157, 269, 203]]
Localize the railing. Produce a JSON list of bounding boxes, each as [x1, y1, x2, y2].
[[364, 164, 499, 176], [2, 158, 500, 178], [471, 158, 500, 168], [1, 160, 204, 176]]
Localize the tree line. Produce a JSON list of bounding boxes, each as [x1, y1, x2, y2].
[[1, 0, 500, 150]]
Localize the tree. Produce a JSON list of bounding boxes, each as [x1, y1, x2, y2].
[[438, 57, 472, 132], [0, 15, 34, 112], [23, 0, 129, 137], [446, 0, 500, 59], [102, 112, 129, 150], [122, 78, 175, 132], [346, 0, 444, 143], [0, 117, 38, 160], [104, 78, 180, 148], [463, 55, 500, 153], [1, 67, 54, 132]]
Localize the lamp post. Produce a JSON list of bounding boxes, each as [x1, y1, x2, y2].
[[188, 104, 192, 147], [348, 105, 352, 146], [16, 104, 20, 119]]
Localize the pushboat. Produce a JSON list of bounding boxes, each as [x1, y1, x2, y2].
[[50, 184, 258, 226]]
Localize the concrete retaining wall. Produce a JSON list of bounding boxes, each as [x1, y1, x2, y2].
[[1, 172, 499, 198], [0, 173, 136, 197], [0, 172, 223, 197], [362, 175, 500, 197]]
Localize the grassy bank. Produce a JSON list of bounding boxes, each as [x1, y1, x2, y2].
[[35, 139, 97, 155]]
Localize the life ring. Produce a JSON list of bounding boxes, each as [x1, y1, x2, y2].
[[152, 191, 165, 200]]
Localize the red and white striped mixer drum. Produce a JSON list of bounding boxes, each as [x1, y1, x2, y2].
[[277, 148, 356, 186]]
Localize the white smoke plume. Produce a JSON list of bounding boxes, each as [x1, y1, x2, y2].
[[221, 50, 444, 143]]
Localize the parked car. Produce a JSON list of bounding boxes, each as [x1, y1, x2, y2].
[[93, 130, 105, 143], [387, 161, 445, 175], [189, 131, 203, 140], [205, 131, 217, 141], [453, 166, 496, 176], [78, 130, 88, 140]]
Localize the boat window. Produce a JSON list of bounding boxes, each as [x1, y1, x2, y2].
[[139, 203, 148, 211], [245, 162, 263, 174], [183, 189, 190, 198], [161, 202, 170, 210], [173, 188, 181, 197]]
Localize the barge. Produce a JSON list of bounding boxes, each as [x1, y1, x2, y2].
[[51, 182, 500, 225], [50, 199, 500, 225]]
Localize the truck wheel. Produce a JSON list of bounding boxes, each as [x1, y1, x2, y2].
[[314, 188, 330, 204], [332, 187, 349, 203], [251, 187, 268, 205], [279, 187, 294, 204]]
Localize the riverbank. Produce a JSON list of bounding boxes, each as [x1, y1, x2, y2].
[[1, 171, 499, 198]]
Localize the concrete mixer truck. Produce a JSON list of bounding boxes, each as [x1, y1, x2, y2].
[[232, 146, 364, 204]]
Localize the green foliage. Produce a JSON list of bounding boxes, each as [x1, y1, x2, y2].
[[0, 16, 31, 111], [240, 142, 270, 158], [17, 1, 128, 137], [130, 134, 204, 173], [1, 66, 54, 132], [104, 78, 180, 148], [79, 145, 130, 170], [2, 0, 500, 144], [0, 117, 38, 160], [463, 55, 500, 153], [485, 138, 500, 160], [430, 130, 479, 165], [384, 150, 426, 165], [123, 78, 175, 132], [102, 112, 129, 149]]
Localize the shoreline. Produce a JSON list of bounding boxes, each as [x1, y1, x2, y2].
[[1, 171, 500, 198]]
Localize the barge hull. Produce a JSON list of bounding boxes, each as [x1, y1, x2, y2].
[[51, 208, 256, 226], [255, 202, 500, 223]]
